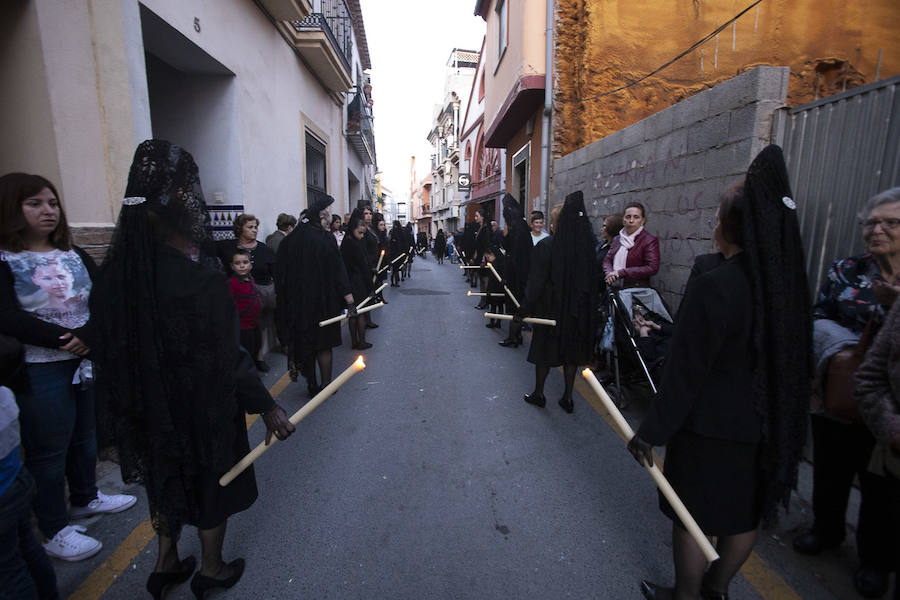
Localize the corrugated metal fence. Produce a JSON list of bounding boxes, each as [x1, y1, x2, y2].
[[773, 75, 900, 294]]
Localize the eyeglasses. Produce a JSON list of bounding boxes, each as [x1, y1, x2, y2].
[[860, 218, 900, 231]]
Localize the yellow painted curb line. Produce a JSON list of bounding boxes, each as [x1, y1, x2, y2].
[[70, 371, 292, 600]]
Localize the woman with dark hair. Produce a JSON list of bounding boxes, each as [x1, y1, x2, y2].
[[276, 193, 355, 397], [499, 194, 533, 348], [630, 146, 812, 600], [371, 213, 389, 304], [388, 220, 404, 287], [433, 229, 447, 265], [341, 210, 374, 350], [215, 213, 277, 372], [0, 172, 136, 563], [520, 192, 598, 413], [603, 202, 661, 288], [473, 207, 492, 308], [90, 140, 294, 599], [401, 222, 415, 280], [331, 214, 344, 247]]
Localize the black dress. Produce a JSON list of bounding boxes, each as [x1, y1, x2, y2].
[[275, 221, 351, 363], [341, 234, 374, 303], [637, 254, 763, 535], [94, 246, 274, 534], [523, 236, 596, 367]]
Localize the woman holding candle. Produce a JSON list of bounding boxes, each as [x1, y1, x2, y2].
[[519, 191, 598, 413], [628, 146, 812, 600], [90, 140, 294, 599], [341, 209, 374, 350], [499, 194, 533, 348], [276, 192, 355, 397]]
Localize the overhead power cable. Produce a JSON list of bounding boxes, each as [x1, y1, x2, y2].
[[557, 0, 764, 104]]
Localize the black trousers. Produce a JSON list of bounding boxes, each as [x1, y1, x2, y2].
[[239, 326, 261, 362], [810, 414, 898, 570]]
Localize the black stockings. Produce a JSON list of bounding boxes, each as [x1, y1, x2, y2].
[[704, 529, 758, 594], [154, 532, 182, 573], [562, 365, 577, 402], [316, 349, 333, 386], [532, 365, 550, 397], [198, 521, 228, 577], [348, 317, 366, 347], [671, 524, 758, 599]]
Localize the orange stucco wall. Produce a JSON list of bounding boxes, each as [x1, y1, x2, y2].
[[555, 0, 900, 155]]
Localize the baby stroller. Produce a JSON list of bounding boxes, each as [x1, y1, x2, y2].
[[596, 286, 673, 408]]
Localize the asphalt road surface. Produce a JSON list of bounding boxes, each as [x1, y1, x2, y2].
[[56, 256, 869, 599]]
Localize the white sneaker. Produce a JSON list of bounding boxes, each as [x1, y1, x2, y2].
[[70, 490, 137, 519], [43, 525, 102, 561]]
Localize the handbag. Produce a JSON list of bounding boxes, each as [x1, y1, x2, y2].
[[823, 315, 875, 422]]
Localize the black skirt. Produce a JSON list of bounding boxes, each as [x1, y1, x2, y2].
[[659, 430, 761, 536]]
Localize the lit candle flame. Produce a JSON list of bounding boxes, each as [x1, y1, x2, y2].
[[354, 355, 366, 370]]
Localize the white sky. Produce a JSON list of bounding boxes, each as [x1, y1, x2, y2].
[[360, 0, 485, 200]]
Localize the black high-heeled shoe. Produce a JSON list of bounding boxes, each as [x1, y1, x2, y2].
[[523, 392, 546, 407], [498, 337, 520, 348], [640, 580, 674, 600], [558, 396, 574, 414], [190, 559, 245, 600], [146, 556, 196, 600]]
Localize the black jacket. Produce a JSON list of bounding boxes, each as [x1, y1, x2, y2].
[[638, 254, 761, 446]]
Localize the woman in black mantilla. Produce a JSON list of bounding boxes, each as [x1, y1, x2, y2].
[[275, 193, 355, 397], [90, 140, 295, 599], [372, 212, 389, 302], [520, 191, 598, 413], [498, 194, 533, 348], [629, 145, 812, 600], [388, 220, 404, 287], [341, 209, 374, 350]]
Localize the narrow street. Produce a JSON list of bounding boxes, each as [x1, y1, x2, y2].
[[47, 258, 863, 599]]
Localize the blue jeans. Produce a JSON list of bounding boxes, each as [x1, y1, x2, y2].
[[0, 468, 59, 600], [13, 360, 98, 539]]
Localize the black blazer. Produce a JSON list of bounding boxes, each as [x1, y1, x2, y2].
[[638, 253, 761, 446]]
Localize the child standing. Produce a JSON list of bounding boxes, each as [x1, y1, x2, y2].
[[228, 249, 264, 371]]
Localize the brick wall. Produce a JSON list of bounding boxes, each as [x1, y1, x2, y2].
[[71, 226, 115, 264], [550, 66, 789, 310]]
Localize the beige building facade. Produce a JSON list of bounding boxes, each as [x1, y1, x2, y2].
[[1, 0, 377, 255]]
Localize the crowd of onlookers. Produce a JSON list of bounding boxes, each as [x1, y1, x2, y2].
[[0, 138, 897, 600]]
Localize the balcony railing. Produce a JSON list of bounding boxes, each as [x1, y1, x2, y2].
[[292, 0, 353, 74]]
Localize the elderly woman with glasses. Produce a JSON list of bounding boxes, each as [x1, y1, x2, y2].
[[793, 187, 900, 599]]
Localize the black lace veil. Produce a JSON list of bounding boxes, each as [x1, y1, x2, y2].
[[550, 191, 598, 359], [91, 140, 239, 532], [740, 144, 812, 524]]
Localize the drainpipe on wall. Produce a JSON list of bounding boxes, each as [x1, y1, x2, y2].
[[539, 0, 554, 215]]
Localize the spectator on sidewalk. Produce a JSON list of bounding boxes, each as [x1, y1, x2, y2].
[[228, 249, 263, 371], [264, 213, 296, 254], [0, 332, 60, 599], [856, 297, 900, 600], [216, 214, 277, 372], [0, 172, 136, 563], [795, 186, 900, 598], [603, 202, 661, 289], [529, 210, 550, 246]]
